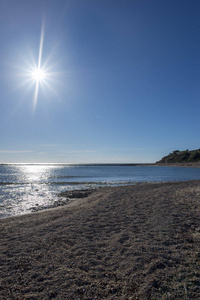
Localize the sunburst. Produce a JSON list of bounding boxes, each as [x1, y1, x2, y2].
[[31, 21, 47, 109], [12, 20, 63, 110]]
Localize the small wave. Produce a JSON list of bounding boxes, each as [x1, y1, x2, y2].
[[49, 175, 84, 179], [49, 181, 99, 185], [0, 180, 139, 187]]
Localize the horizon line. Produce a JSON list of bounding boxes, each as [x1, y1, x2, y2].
[[0, 162, 156, 166]]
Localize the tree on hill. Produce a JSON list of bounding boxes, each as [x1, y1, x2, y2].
[[157, 149, 200, 163]]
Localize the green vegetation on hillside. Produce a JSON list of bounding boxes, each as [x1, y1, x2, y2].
[[157, 149, 200, 163]]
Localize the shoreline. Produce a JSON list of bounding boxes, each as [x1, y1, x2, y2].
[[153, 162, 200, 168], [1, 180, 200, 298], [2, 177, 200, 220], [1, 161, 200, 219]]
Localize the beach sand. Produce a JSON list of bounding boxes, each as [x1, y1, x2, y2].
[[1, 181, 200, 299]]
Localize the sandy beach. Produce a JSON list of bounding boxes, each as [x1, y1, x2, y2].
[[1, 181, 200, 299]]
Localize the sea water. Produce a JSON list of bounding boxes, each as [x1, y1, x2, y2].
[[1, 164, 200, 218]]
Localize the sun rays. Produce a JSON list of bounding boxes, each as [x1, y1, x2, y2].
[[32, 21, 47, 109], [12, 20, 63, 111]]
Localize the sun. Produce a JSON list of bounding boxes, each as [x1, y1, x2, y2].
[[13, 19, 64, 111], [31, 68, 46, 82]]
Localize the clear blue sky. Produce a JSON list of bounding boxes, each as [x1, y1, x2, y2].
[[0, 0, 200, 163]]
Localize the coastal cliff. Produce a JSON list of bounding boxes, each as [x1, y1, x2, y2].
[[157, 149, 200, 163]]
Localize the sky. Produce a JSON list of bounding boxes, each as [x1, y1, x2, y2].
[[0, 0, 200, 164]]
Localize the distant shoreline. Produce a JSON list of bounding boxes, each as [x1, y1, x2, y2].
[[1, 162, 200, 167], [154, 162, 200, 168]]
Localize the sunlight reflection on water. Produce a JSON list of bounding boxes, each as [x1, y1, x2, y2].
[[0, 165, 61, 217], [18, 164, 56, 183]]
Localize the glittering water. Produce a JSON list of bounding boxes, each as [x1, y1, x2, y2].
[[1, 164, 200, 218]]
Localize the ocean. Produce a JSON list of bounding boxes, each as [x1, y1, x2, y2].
[[1, 164, 200, 218]]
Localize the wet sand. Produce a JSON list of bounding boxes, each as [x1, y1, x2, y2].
[[1, 181, 200, 299]]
